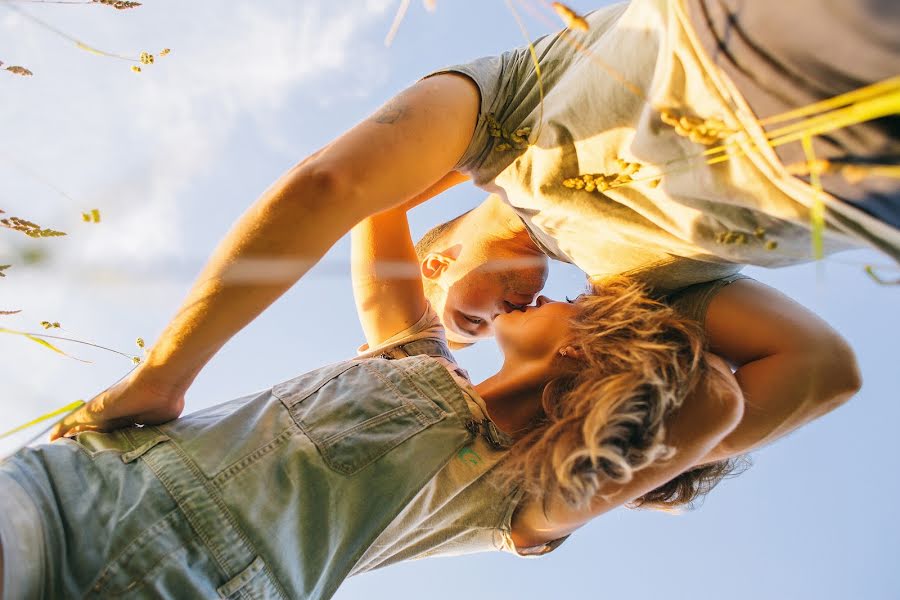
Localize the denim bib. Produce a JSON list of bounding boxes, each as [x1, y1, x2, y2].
[[4, 340, 478, 599]]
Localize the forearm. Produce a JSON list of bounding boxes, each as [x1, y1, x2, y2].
[[144, 167, 361, 392], [351, 208, 426, 347], [141, 74, 480, 390], [704, 343, 861, 462], [698, 279, 863, 463], [396, 170, 469, 212]]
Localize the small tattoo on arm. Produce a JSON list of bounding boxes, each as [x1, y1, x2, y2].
[[372, 102, 405, 124]]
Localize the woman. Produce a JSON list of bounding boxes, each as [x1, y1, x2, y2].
[[0, 202, 744, 599]]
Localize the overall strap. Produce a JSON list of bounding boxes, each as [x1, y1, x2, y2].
[[393, 337, 455, 362], [390, 338, 512, 450]]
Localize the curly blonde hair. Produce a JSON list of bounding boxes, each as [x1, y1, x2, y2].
[[495, 276, 741, 510]]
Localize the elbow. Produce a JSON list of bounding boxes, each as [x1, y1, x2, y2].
[[705, 375, 745, 447], [281, 157, 366, 223], [715, 384, 745, 441], [835, 338, 863, 399], [698, 355, 745, 447], [810, 333, 862, 413], [697, 386, 744, 464]]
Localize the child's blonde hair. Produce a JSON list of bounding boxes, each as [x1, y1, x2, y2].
[[496, 277, 742, 509]]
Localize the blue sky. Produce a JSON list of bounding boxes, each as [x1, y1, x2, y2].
[[1, 1, 898, 598]]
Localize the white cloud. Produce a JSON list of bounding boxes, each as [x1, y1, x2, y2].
[[0, 1, 394, 440], [1, 0, 392, 266]]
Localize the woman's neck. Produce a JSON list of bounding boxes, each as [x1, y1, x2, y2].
[[474, 369, 545, 438]]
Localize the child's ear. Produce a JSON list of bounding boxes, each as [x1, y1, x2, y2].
[[421, 253, 454, 280]]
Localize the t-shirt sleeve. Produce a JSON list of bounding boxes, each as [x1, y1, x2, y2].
[[356, 303, 447, 357], [496, 488, 571, 558], [512, 535, 571, 557], [423, 54, 507, 175], [665, 273, 753, 324]]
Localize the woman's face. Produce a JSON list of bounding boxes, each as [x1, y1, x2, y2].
[[492, 295, 579, 362]]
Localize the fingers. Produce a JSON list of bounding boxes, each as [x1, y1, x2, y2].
[[47, 374, 185, 441], [49, 406, 96, 441], [49, 402, 121, 441]]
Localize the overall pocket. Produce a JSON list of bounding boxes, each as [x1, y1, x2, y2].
[[272, 357, 447, 475], [86, 509, 221, 598]]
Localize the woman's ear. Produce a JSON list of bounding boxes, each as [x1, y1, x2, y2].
[[557, 345, 584, 361], [421, 252, 454, 280]]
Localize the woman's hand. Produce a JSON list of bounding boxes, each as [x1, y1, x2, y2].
[[49, 367, 185, 440]]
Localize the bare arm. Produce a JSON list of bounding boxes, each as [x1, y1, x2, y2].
[[351, 170, 469, 346], [51, 73, 479, 439], [398, 170, 470, 212], [698, 279, 862, 463], [512, 354, 744, 547], [351, 206, 428, 349]]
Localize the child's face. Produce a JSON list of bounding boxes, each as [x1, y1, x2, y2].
[[492, 295, 578, 361]]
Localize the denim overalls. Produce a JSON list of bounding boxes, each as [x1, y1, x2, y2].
[[1, 338, 501, 600]]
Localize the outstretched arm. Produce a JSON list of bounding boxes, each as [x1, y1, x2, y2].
[[51, 73, 478, 439], [697, 279, 862, 463]]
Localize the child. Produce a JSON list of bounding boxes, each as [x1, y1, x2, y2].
[[0, 207, 742, 599]]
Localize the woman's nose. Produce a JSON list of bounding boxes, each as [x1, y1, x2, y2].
[[535, 295, 552, 307]]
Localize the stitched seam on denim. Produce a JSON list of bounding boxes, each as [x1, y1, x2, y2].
[[57, 437, 95, 461], [271, 362, 359, 406], [418, 364, 473, 424], [62, 435, 126, 460], [316, 406, 430, 474], [217, 556, 266, 598], [212, 427, 296, 487], [140, 452, 231, 577], [401, 355, 446, 413], [319, 404, 419, 448], [387, 357, 449, 425], [86, 448, 127, 459], [138, 436, 289, 599], [360, 361, 429, 426], [403, 357, 466, 420], [104, 544, 189, 597], [320, 430, 472, 600], [90, 507, 182, 594], [397, 358, 451, 421]]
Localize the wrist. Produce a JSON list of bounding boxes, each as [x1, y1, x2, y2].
[[133, 354, 195, 400]]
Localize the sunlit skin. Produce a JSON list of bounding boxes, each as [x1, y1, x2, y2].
[[430, 260, 548, 344], [493, 295, 579, 363], [472, 296, 582, 436], [419, 194, 549, 344]]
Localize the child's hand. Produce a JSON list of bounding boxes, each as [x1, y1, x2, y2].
[[49, 368, 185, 440]]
